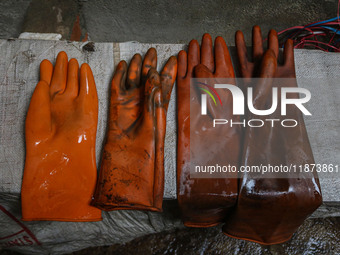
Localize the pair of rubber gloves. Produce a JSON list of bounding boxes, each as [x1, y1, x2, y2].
[[177, 26, 322, 244], [21, 49, 177, 221]]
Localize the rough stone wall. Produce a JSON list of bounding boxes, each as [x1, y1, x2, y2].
[[0, 0, 31, 38], [0, 0, 338, 44]]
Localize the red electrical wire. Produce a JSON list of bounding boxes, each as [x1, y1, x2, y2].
[[276, 0, 340, 52]]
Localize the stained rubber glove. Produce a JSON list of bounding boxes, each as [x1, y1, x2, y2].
[[177, 34, 241, 227], [235, 25, 296, 79], [222, 28, 322, 244], [92, 48, 177, 211], [21, 51, 102, 221]]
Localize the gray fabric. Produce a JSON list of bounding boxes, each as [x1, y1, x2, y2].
[[0, 39, 339, 254], [295, 49, 340, 202], [0, 40, 338, 201]]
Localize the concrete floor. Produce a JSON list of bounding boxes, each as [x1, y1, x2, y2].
[[1, 217, 340, 254]]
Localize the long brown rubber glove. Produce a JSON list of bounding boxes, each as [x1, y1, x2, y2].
[[223, 27, 322, 244], [235, 25, 296, 79], [92, 48, 177, 211], [21, 51, 102, 221], [177, 34, 241, 227]]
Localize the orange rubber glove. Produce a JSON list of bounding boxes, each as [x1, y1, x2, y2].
[[92, 48, 177, 211], [21, 51, 102, 221], [222, 27, 322, 244], [177, 34, 241, 227]]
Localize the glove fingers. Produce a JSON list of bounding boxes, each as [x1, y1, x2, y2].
[[177, 50, 191, 126], [126, 53, 142, 90], [154, 88, 165, 139], [79, 63, 98, 105], [214, 36, 235, 77], [194, 64, 218, 118], [253, 49, 277, 109], [160, 56, 177, 111], [259, 49, 277, 78], [50, 51, 68, 96], [111, 61, 128, 96], [187, 39, 200, 77], [177, 50, 187, 79], [185, 40, 201, 116], [252, 25, 264, 62], [195, 63, 234, 119], [201, 33, 214, 72], [64, 58, 79, 97], [153, 88, 166, 209], [124, 54, 147, 131], [40, 59, 53, 84], [142, 68, 160, 130], [268, 29, 279, 60], [142, 48, 157, 84], [26, 81, 51, 135], [235, 30, 249, 77], [109, 61, 128, 132], [283, 39, 295, 69]]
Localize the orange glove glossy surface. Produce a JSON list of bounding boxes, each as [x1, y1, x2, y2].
[[21, 51, 102, 221], [223, 27, 322, 244], [92, 48, 177, 211], [177, 34, 241, 227]]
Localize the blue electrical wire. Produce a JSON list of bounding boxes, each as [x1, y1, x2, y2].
[[319, 26, 340, 35], [306, 17, 339, 28]]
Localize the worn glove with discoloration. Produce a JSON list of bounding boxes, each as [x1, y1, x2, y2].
[[222, 27, 322, 245], [92, 48, 177, 211], [21, 51, 102, 221], [177, 34, 241, 227], [235, 25, 296, 80]]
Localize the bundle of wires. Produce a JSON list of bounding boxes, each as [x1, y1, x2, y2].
[[277, 1, 340, 52]]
